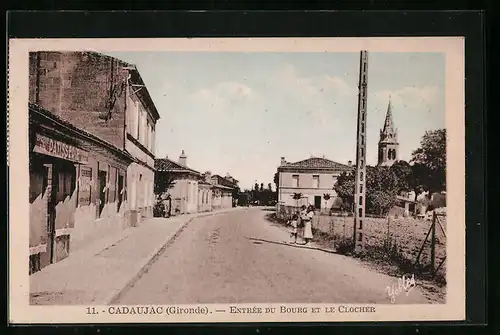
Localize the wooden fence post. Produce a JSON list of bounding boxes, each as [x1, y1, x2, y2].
[[430, 211, 436, 271]]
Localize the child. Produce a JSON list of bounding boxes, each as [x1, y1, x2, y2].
[[287, 213, 299, 244]]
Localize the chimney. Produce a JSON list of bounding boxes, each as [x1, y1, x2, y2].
[[281, 157, 286, 166], [178, 150, 187, 166], [348, 160, 352, 167], [204, 171, 212, 183]]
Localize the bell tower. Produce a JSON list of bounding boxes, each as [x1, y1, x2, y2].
[[377, 98, 399, 167]]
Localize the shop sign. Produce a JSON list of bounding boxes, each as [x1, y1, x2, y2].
[[33, 134, 89, 164]]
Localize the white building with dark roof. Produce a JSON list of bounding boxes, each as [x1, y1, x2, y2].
[[277, 156, 353, 210], [155, 150, 239, 215], [155, 150, 202, 215]]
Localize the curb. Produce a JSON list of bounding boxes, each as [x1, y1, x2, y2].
[[103, 208, 246, 305]]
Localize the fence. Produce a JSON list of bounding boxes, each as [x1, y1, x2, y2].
[[275, 204, 447, 278]]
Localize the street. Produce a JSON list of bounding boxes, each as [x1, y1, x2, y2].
[[115, 208, 429, 305]]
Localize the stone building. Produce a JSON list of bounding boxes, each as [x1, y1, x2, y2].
[[28, 51, 160, 272], [377, 99, 399, 167], [276, 156, 353, 210]]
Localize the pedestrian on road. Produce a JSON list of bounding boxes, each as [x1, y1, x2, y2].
[[287, 213, 299, 244], [302, 205, 315, 245]]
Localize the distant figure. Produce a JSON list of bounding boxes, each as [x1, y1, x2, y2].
[[287, 213, 299, 244], [302, 205, 315, 245]]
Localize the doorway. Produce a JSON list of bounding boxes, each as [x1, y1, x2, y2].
[[314, 196, 322, 210], [98, 170, 107, 217], [117, 174, 124, 212]]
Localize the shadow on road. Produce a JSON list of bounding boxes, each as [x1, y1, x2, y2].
[[247, 237, 338, 255]]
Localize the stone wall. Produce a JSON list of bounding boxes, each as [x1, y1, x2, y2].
[[29, 51, 128, 150]]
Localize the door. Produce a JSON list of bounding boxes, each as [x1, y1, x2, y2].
[[117, 174, 124, 212], [314, 196, 322, 210], [98, 170, 107, 217]]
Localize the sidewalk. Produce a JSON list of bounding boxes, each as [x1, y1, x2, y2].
[[30, 207, 244, 305]]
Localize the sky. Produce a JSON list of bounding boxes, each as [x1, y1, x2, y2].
[[105, 51, 445, 191]]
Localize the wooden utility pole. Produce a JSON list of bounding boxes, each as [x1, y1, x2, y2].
[[353, 50, 369, 253]]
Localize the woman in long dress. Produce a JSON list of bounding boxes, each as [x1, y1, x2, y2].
[[303, 205, 315, 245]]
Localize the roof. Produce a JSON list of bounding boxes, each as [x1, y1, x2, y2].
[[211, 174, 239, 188], [279, 157, 352, 171], [155, 158, 201, 175]]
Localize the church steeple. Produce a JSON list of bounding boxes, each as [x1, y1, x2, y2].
[[377, 98, 399, 166], [382, 98, 395, 134]]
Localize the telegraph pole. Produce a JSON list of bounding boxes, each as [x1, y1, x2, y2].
[[353, 50, 369, 253]]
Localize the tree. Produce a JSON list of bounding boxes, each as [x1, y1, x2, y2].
[[153, 171, 176, 217], [334, 171, 355, 209], [334, 167, 398, 216], [268, 183, 272, 191], [260, 183, 264, 192], [154, 171, 176, 199], [273, 172, 279, 193], [291, 192, 303, 208], [253, 183, 260, 204], [368, 190, 396, 216], [390, 160, 413, 194], [411, 129, 446, 193], [365, 166, 398, 215], [232, 186, 241, 207]]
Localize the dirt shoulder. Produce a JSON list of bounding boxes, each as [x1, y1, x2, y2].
[[265, 212, 446, 304]]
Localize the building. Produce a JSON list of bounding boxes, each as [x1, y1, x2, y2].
[[277, 156, 353, 210], [155, 151, 202, 215], [28, 51, 160, 273], [29, 51, 160, 228], [29, 104, 134, 274], [154, 152, 239, 215], [124, 64, 160, 226], [377, 99, 399, 167], [198, 173, 213, 213], [208, 173, 238, 209]]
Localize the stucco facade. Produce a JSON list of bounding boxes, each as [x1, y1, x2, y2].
[[124, 75, 159, 226], [277, 156, 353, 210]]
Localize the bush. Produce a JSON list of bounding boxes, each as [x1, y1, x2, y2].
[[153, 200, 166, 218]]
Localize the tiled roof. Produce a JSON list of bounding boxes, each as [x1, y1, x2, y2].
[[281, 157, 352, 170], [155, 158, 200, 175]]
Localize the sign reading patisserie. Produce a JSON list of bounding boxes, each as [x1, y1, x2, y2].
[[33, 134, 89, 164]]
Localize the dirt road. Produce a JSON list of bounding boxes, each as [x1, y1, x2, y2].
[[115, 208, 429, 304]]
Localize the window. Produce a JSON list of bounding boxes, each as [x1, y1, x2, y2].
[[151, 128, 155, 153], [292, 175, 299, 188], [359, 184, 363, 193], [147, 124, 152, 151], [313, 175, 320, 189], [137, 104, 142, 141]]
